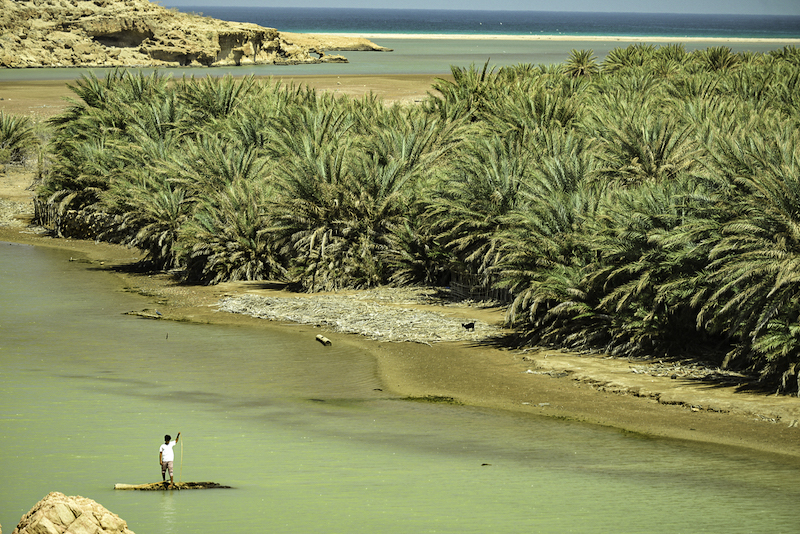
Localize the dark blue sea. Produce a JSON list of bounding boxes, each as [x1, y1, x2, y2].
[[175, 7, 800, 39]]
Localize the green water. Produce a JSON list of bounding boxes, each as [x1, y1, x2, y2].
[[1, 240, 799, 533]]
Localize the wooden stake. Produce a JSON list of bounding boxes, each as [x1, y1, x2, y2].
[[179, 437, 183, 484]]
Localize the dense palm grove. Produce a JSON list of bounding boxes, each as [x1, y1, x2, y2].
[[7, 44, 800, 392]]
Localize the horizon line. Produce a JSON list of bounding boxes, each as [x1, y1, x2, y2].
[[168, 5, 800, 17]]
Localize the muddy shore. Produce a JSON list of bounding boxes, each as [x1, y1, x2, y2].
[[1, 76, 799, 460]]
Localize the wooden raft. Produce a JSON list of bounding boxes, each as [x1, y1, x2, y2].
[[114, 481, 231, 490]]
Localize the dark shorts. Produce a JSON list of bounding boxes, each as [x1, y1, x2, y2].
[[161, 461, 174, 475]]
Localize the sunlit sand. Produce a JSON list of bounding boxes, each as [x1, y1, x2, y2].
[[333, 32, 800, 44]]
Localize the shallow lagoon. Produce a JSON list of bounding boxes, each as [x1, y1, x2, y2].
[[0, 37, 794, 82], [2, 242, 800, 533]]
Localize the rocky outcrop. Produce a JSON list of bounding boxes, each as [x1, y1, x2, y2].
[[12, 492, 135, 534], [0, 0, 390, 68]]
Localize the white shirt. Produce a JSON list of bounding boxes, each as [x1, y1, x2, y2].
[[160, 441, 176, 462]]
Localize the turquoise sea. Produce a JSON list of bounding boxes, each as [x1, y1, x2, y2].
[[169, 7, 800, 39]]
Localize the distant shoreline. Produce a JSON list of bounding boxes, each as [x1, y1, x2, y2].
[[333, 32, 800, 44]]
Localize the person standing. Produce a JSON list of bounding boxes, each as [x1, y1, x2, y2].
[[159, 432, 180, 487]]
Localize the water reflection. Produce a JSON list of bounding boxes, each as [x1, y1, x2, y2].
[[159, 492, 177, 534]]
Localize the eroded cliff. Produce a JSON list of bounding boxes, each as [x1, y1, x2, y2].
[[0, 0, 390, 68]]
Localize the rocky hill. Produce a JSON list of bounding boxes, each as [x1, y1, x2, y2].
[[0, 0, 390, 68]]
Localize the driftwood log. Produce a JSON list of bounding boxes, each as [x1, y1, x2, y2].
[[114, 481, 232, 490]]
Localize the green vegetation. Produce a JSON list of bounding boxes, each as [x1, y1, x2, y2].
[[32, 44, 800, 393], [0, 110, 39, 166]]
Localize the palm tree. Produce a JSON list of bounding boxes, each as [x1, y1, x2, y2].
[[654, 43, 688, 64], [526, 130, 598, 199], [587, 98, 701, 186], [697, 129, 800, 382], [770, 67, 800, 118], [177, 74, 260, 128], [564, 49, 599, 77], [425, 132, 533, 278], [483, 83, 582, 137], [169, 135, 270, 196], [361, 105, 467, 187], [44, 136, 127, 216], [0, 111, 39, 165], [497, 183, 602, 349], [583, 179, 710, 357], [601, 44, 656, 73], [182, 178, 283, 284], [43, 70, 174, 210], [104, 68, 170, 107], [665, 71, 720, 101], [265, 96, 355, 163], [124, 92, 185, 146], [104, 170, 194, 270], [424, 61, 503, 121], [693, 46, 741, 72], [768, 45, 800, 66], [383, 215, 449, 286], [720, 66, 777, 110], [651, 58, 683, 78], [272, 131, 416, 291]]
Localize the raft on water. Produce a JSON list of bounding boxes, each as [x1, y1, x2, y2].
[[114, 481, 232, 490]]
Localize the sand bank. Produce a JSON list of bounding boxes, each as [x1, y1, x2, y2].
[[0, 74, 445, 118], [333, 32, 800, 44]]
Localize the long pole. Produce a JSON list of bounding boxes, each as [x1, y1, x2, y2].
[[179, 438, 183, 484]]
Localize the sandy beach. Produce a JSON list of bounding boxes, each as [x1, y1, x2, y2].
[[1, 73, 799, 462], [334, 32, 800, 44], [0, 74, 448, 117]]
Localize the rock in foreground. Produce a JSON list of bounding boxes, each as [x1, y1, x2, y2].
[[0, 0, 389, 68], [13, 492, 134, 534]]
